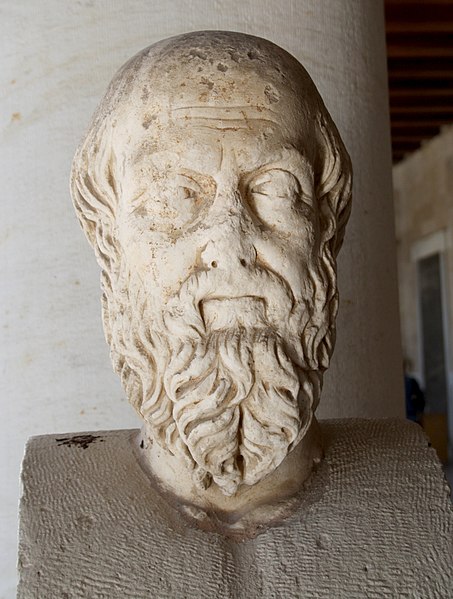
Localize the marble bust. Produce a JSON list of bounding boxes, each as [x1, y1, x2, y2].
[[18, 30, 452, 599], [70, 31, 352, 531]]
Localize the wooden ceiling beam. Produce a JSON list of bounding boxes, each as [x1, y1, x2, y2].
[[385, 1, 453, 21], [391, 107, 453, 117], [386, 0, 453, 5], [387, 21, 453, 33], [392, 135, 435, 143], [390, 106, 453, 114], [385, 0, 453, 162], [389, 70, 453, 80], [388, 57, 453, 77], [390, 88, 453, 98], [388, 55, 453, 65], [391, 119, 450, 127], [391, 126, 440, 135], [387, 45, 453, 58], [389, 79, 453, 90], [390, 98, 453, 109], [387, 32, 453, 58]]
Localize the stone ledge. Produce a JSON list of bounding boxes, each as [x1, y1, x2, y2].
[[17, 419, 453, 598]]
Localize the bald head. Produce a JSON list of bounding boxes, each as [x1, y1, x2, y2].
[[98, 31, 322, 141], [72, 31, 351, 261]]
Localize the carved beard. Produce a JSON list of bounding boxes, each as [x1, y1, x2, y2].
[[104, 261, 331, 496], [163, 328, 319, 496]]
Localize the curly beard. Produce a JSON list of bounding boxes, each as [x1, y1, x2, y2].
[[102, 259, 333, 496]]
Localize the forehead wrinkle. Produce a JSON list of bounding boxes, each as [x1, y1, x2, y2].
[[126, 114, 313, 180], [171, 105, 278, 116], [242, 146, 313, 180], [127, 143, 312, 184], [172, 117, 278, 131], [170, 105, 279, 129]]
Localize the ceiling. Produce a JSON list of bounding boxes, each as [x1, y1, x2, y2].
[[385, 0, 453, 163]]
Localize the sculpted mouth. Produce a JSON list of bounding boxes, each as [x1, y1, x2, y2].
[[200, 296, 267, 330]]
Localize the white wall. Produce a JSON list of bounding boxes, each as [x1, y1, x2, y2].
[[393, 125, 453, 449], [1, 1, 403, 595]]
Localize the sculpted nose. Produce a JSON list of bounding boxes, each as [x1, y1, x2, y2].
[[200, 176, 257, 270], [201, 239, 256, 270]]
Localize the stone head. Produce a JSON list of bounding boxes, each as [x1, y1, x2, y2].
[[71, 31, 352, 497]]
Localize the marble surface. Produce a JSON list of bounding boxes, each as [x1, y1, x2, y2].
[[18, 419, 453, 598]]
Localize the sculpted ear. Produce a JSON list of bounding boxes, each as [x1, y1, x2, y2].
[[315, 113, 353, 262], [70, 121, 120, 275], [306, 113, 352, 374]]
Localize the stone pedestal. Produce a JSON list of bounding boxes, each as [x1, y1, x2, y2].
[[18, 420, 452, 598]]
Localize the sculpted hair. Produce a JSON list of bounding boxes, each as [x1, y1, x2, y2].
[[310, 112, 352, 370], [71, 120, 119, 275]]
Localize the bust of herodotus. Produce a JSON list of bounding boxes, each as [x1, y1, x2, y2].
[[71, 30, 352, 531]]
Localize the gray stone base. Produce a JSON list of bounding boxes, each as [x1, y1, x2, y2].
[[17, 419, 453, 598]]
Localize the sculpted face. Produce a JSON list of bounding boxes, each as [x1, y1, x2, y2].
[[71, 32, 352, 499], [119, 105, 318, 337]]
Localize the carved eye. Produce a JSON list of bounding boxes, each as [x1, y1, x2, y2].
[[249, 169, 301, 202], [127, 169, 216, 235], [247, 168, 311, 227], [174, 175, 201, 202], [176, 186, 196, 201]]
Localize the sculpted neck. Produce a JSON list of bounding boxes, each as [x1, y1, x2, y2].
[[136, 419, 323, 536]]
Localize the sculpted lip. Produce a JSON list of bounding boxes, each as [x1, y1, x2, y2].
[[200, 296, 267, 330], [201, 295, 264, 303]]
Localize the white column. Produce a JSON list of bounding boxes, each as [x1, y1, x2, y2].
[[1, 1, 403, 594]]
